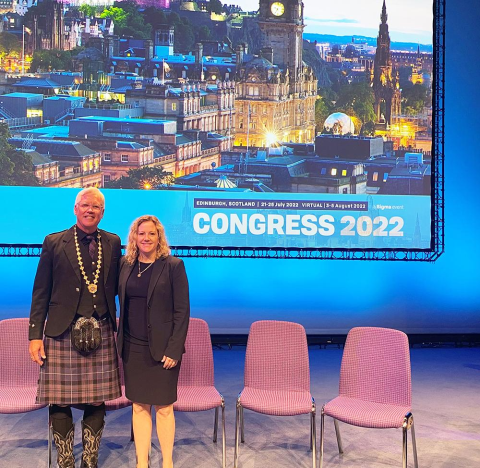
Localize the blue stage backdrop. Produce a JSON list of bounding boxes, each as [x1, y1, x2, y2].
[[0, 187, 431, 250], [1, 0, 479, 333]]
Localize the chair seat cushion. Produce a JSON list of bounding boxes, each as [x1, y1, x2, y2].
[[174, 386, 223, 412], [0, 386, 46, 413], [105, 386, 131, 411], [323, 395, 411, 429], [240, 387, 313, 416]]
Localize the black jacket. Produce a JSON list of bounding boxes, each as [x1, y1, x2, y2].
[[117, 255, 190, 362], [29, 226, 122, 340]]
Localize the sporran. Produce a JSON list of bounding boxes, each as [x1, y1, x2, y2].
[[71, 317, 102, 354]]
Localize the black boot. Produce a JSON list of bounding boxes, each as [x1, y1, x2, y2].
[[52, 425, 75, 468], [81, 420, 104, 468]]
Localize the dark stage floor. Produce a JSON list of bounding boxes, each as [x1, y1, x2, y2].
[[1, 347, 479, 468]]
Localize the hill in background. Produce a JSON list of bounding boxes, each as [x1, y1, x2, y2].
[[303, 33, 433, 53]]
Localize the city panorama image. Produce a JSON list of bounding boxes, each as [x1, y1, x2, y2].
[[0, 0, 434, 198]]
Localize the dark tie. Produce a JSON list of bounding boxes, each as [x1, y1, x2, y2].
[[85, 235, 97, 260]]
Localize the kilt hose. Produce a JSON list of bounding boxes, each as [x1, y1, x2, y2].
[[36, 317, 121, 405]]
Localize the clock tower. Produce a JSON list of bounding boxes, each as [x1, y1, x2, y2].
[[234, 0, 317, 147], [258, 0, 305, 91]]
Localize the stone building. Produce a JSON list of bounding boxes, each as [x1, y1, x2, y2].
[[31, 0, 65, 51], [76, 138, 157, 187], [126, 80, 235, 139], [10, 138, 102, 188], [234, 0, 317, 148]]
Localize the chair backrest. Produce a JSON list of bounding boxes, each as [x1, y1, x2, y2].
[[244, 320, 310, 392], [339, 327, 411, 406], [0, 318, 41, 387], [178, 318, 214, 387]]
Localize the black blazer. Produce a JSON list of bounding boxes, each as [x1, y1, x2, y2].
[[117, 255, 190, 362], [29, 227, 122, 340]]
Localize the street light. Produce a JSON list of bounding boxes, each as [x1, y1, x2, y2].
[[265, 131, 278, 147]]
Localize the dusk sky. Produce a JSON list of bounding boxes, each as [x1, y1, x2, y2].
[[236, 0, 434, 45]]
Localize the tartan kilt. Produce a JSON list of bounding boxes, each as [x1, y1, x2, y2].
[[36, 317, 121, 405]]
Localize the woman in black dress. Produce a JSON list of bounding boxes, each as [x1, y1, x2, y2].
[[117, 215, 190, 468]]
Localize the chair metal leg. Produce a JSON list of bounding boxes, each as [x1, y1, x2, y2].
[[234, 398, 241, 468], [240, 405, 245, 443], [411, 418, 419, 468], [310, 415, 313, 450], [319, 406, 325, 468], [213, 406, 219, 443], [333, 419, 344, 454], [402, 413, 418, 468], [311, 400, 317, 468], [221, 400, 226, 468], [130, 406, 134, 442]]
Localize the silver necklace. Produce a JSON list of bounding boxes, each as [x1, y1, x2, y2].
[[138, 259, 154, 277]]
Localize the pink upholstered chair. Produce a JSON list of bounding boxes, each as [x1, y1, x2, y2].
[[104, 346, 133, 445], [173, 317, 226, 468], [105, 319, 132, 412], [0, 318, 47, 414], [234, 320, 316, 468], [320, 327, 418, 468], [0, 318, 47, 460]]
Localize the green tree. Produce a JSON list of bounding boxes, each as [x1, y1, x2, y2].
[[142, 7, 168, 30], [319, 86, 338, 104], [335, 82, 376, 130], [163, 12, 208, 52], [70, 46, 85, 58], [0, 147, 14, 185], [30, 49, 72, 72], [315, 95, 333, 134], [174, 21, 195, 53], [402, 83, 429, 114], [360, 121, 376, 136], [102, 2, 152, 39], [114, 0, 137, 14], [168, 12, 181, 27], [101, 7, 128, 31], [106, 166, 173, 189], [121, 15, 152, 40], [0, 123, 39, 186], [198, 25, 212, 41], [0, 32, 21, 59], [208, 0, 224, 14], [79, 4, 98, 17]]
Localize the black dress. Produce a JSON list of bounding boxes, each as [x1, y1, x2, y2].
[[122, 260, 181, 405]]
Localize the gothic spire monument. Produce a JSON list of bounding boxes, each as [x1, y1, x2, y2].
[[234, 0, 317, 147], [373, 0, 401, 126]]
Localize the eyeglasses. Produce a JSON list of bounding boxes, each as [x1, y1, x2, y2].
[[78, 203, 103, 212]]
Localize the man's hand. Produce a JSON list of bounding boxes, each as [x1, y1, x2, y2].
[[29, 339, 46, 366]]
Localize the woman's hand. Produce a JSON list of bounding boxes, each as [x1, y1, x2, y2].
[[161, 355, 178, 369]]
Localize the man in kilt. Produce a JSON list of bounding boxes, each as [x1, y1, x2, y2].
[[29, 187, 122, 468]]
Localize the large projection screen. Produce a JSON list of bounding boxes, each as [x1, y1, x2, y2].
[[0, 0, 444, 261]]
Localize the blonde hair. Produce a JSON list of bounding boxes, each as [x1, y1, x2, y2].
[[125, 215, 170, 265]]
